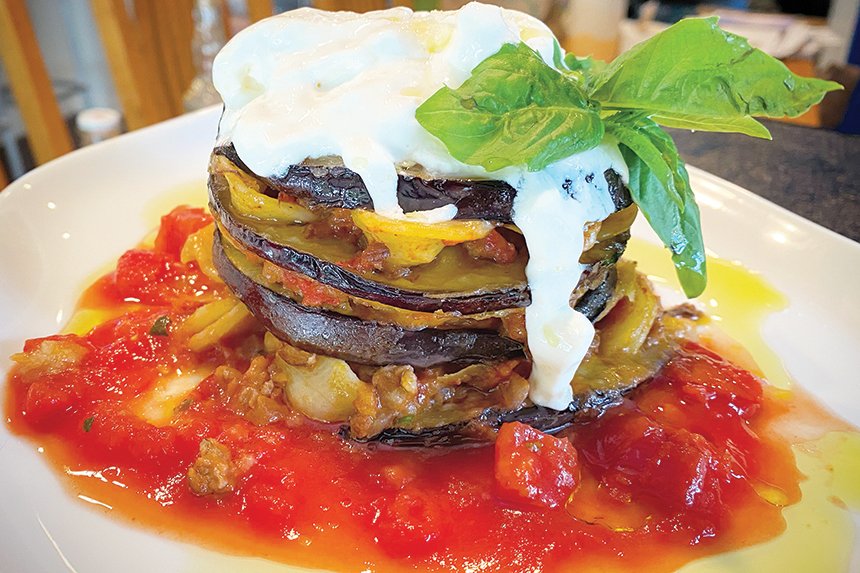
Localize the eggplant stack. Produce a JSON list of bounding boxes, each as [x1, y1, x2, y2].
[[208, 144, 674, 446]]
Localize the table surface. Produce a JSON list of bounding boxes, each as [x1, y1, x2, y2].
[[670, 121, 860, 243]]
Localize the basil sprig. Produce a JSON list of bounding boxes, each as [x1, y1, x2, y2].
[[415, 42, 603, 172], [415, 17, 840, 298], [606, 113, 705, 297], [591, 18, 840, 138]]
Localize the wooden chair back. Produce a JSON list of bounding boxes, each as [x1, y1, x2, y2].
[[0, 0, 400, 189], [91, 0, 194, 130], [91, 0, 275, 131], [0, 0, 75, 170], [314, 0, 389, 11], [247, 0, 274, 22]]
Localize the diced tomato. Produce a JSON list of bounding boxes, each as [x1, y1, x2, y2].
[[340, 242, 390, 274], [662, 342, 763, 420], [240, 467, 303, 538], [82, 404, 197, 475], [114, 249, 207, 305], [570, 345, 767, 541], [23, 380, 78, 429], [154, 206, 212, 258], [83, 312, 174, 397], [635, 344, 764, 476], [575, 412, 734, 516], [494, 421, 580, 509], [115, 249, 176, 303], [464, 229, 518, 264]]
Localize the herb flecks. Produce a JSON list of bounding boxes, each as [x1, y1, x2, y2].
[[149, 315, 171, 336], [83, 416, 94, 432]]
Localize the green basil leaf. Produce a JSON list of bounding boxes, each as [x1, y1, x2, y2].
[[563, 53, 604, 77], [651, 113, 772, 139], [591, 17, 841, 125], [612, 116, 706, 297], [416, 42, 604, 172], [83, 416, 94, 432], [562, 53, 607, 93], [605, 111, 684, 208], [552, 39, 566, 70]]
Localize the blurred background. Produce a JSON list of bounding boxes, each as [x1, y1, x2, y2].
[[0, 0, 858, 239]]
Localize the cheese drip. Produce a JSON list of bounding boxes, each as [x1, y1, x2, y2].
[[212, 3, 628, 410], [511, 145, 626, 409]]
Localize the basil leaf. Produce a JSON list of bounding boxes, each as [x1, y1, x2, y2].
[[552, 39, 566, 70], [605, 111, 684, 208], [591, 17, 841, 128], [563, 53, 605, 77], [651, 113, 772, 139], [562, 53, 606, 93], [416, 42, 603, 172], [83, 416, 94, 432], [609, 115, 706, 297]]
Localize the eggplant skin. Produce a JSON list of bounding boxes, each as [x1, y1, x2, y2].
[[347, 386, 626, 448], [215, 144, 633, 223], [209, 171, 531, 314], [213, 229, 526, 368], [211, 171, 623, 318], [573, 264, 616, 320]]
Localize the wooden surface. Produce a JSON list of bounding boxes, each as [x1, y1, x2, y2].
[[136, 0, 195, 117], [91, 0, 197, 129], [247, 0, 273, 22], [314, 0, 388, 12], [91, 0, 175, 130], [0, 0, 74, 165]]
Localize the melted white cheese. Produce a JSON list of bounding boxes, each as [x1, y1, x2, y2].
[[512, 145, 626, 409], [212, 3, 628, 410]]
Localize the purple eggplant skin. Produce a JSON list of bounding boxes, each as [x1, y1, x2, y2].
[[213, 229, 525, 368], [209, 170, 531, 314], [346, 385, 627, 448], [572, 263, 616, 321], [215, 144, 633, 223], [212, 171, 623, 318]]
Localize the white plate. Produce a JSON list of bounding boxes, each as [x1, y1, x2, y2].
[[1, 107, 859, 573]]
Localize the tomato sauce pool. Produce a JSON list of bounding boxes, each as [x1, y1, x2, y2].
[[5, 207, 804, 572]]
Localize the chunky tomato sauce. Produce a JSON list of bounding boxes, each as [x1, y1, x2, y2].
[[5, 207, 803, 572]]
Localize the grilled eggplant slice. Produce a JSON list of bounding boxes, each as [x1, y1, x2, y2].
[[210, 171, 532, 314], [214, 230, 525, 367], [344, 261, 681, 447], [353, 390, 626, 448], [211, 171, 631, 315], [215, 144, 633, 222]]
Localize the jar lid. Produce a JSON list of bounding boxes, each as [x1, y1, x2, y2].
[[76, 107, 122, 133]]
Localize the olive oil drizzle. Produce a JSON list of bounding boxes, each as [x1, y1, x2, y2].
[[628, 237, 860, 572]]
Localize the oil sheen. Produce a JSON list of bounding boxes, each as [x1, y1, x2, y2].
[[628, 237, 860, 572]]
